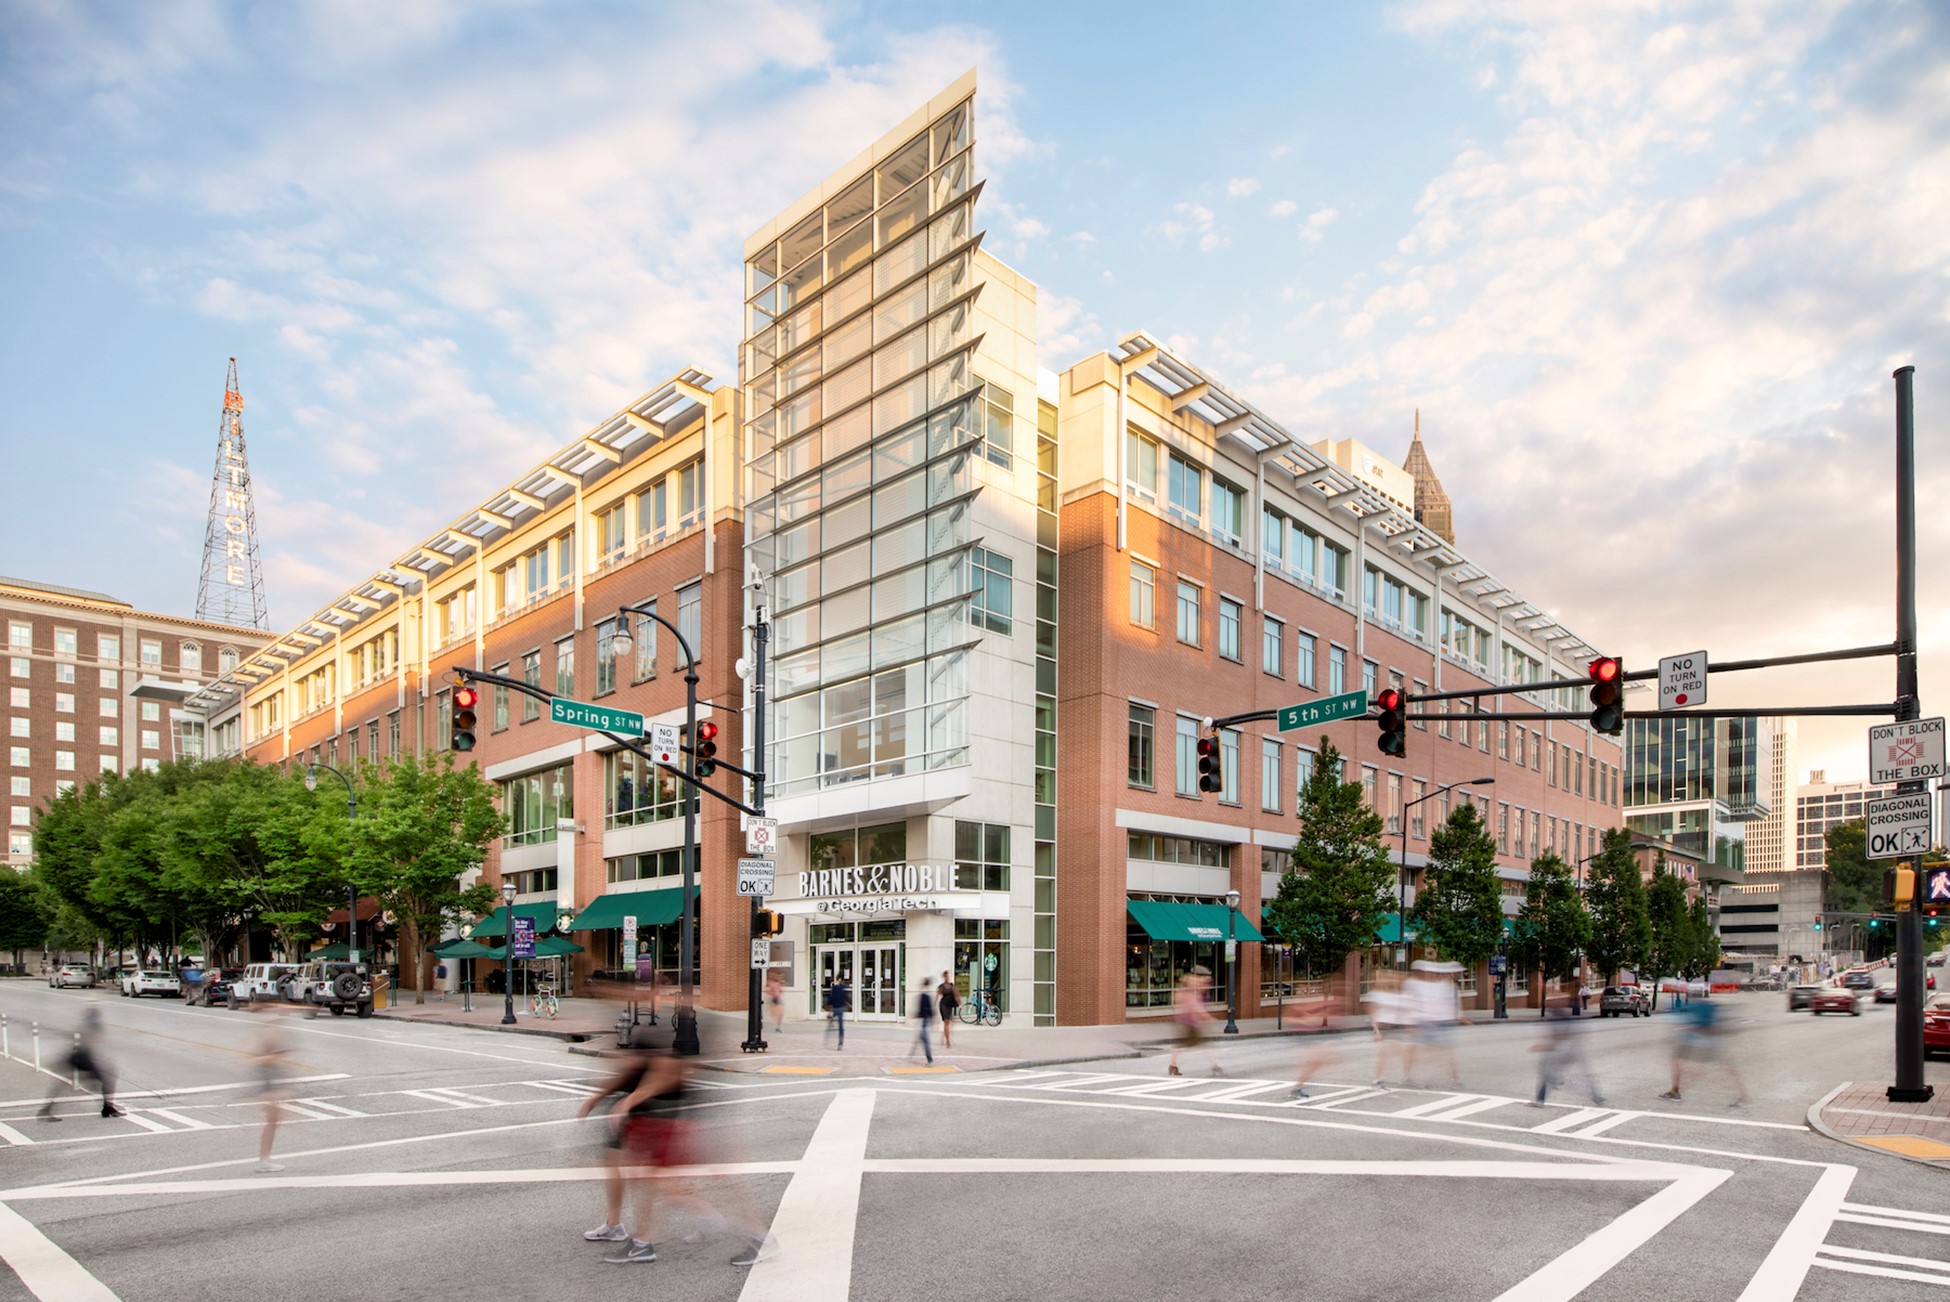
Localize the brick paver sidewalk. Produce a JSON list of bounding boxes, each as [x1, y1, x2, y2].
[[1810, 1081, 1950, 1167]]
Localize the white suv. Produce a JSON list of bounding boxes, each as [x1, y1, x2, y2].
[[234, 963, 300, 1002], [286, 960, 374, 1018]]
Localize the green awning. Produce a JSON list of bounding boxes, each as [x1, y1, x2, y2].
[[467, 936, 585, 960], [470, 901, 568, 938], [1127, 900, 1265, 944], [564, 886, 691, 932], [1374, 919, 1420, 945], [307, 943, 351, 959], [433, 939, 501, 959]]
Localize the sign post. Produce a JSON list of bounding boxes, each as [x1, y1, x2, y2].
[[1277, 689, 1370, 732], [1658, 650, 1708, 711]]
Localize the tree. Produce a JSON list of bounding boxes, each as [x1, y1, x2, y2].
[[1823, 820, 1878, 917], [0, 868, 52, 969], [1681, 896, 1721, 979], [1267, 741, 1394, 988], [349, 753, 504, 1003], [1514, 853, 1589, 1015], [1411, 800, 1505, 973], [1641, 853, 1691, 1009], [1584, 827, 1651, 984], [169, 761, 342, 962]]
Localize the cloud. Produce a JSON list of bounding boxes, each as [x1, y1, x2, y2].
[[1300, 206, 1339, 243], [1270, 199, 1298, 218], [1035, 291, 1102, 370], [1227, 177, 1262, 198], [1159, 201, 1227, 251]]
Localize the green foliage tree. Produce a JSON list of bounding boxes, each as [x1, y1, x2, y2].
[[1514, 853, 1589, 1015], [170, 761, 341, 961], [1267, 741, 1394, 991], [1683, 896, 1721, 979], [1823, 820, 1878, 916], [1641, 853, 1691, 1009], [0, 868, 52, 969], [1584, 827, 1651, 984], [349, 753, 504, 1003], [1411, 800, 1504, 973]]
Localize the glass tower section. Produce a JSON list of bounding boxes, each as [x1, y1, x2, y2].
[[741, 97, 986, 798]]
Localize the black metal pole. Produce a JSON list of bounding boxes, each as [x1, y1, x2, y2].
[[675, 661, 701, 1056], [1889, 365, 1931, 1102], [501, 907, 515, 1026], [742, 604, 769, 1054], [1398, 810, 1409, 971], [1224, 903, 1239, 1033]]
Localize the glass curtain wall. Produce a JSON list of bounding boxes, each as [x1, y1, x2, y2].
[[742, 97, 986, 798]]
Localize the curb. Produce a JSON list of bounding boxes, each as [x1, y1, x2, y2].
[[370, 1009, 596, 1042], [1805, 1081, 1950, 1170]]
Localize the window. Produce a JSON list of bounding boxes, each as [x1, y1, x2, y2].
[[437, 587, 477, 646], [8, 688, 23, 709], [1532, 731, 1542, 771], [954, 820, 1011, 890], [1210, 478, 1244, 542], [100, 669, 116, 689], [1167, 453, 1203, 525], [1260, 737, 1281, 813], [1497, 803, 1511, 854], [8, 658, 23, 678], [9, 747, 26, 766], [1297, 632, 1317, 689], [1498, 720, 1509, 759], [1174, 715, 1200, 797], [1513, 724, 1525, 767], [55, 751, 74, 772], [1129, 562, 1155, 629], [55, 692, 73, 713], [54, 628, 77, 656], [605, 751, 687, 828], [219, 647, 237, 675], [1128, 704, 1155, 788], [1386, 772, 1403, 833], [99, 726, 116, 746], [1219, 728, 1240, 803], [1262, 618, 1283, 677], [632, 600, 659, 681], [9, 777, 26, 797], [669, 582, 701, 669], [97, 634, 119, 660], [1410, 779, 1427, 838], [1362, 661, 1377, 698], [594, 621, 619, 695], [1328, 646, 1346, 695], [502, 763, 575, 847], [100, 698, 117, 718], [971, 547, 1013, 634], [7, 623, 31, 651], [347, 727, 360, 766], [1412, 680, 1429, 730], [555, 636, 575, 697], [1548, 743, 1557, 787], [1361, 765, 1378, 810], [1320, 540, 1349, 599], [1126, 430, 1160, 501], [10, 807, 27, 826], [180, 641, 199, 671], [140, 729, 159, 751], [368, 719, 379, 759], [55, 722, 74, 742], [388, 712, 400, 757], [522, 652, 542, 721], [596, 503, 628, 561], [54, 663, 73, 684], [1218, 598, 1241, 662], [1175, 581, 1200, 647], [9, 719, 26, 738], [978, 380, 1014, 469], [1262, 507, 1286, 566]]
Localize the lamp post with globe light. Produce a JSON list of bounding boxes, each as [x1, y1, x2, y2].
[[305, 762, 360, 965]]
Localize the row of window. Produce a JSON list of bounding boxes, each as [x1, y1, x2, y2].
[[6, 624, 233, 673], [8, 688, 157, 720], [5, 749, 151, 775], [6, 717, 161, 747]]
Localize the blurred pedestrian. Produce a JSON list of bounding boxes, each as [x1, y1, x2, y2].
[[38, 1006, 121, 1121], [824, 974, 850, 1049], [250, 1003, 294, 1170], [1289, 977, 1344, 1097], [1660, 994, 1750, 1107], [579, 1042, 659, 1250], [1364, 970, 1410, 1087], [765, 973, 785, 1034], [1529, 994, 1604, 1108], [597, 1045, 687, 1265], [937, 971, 959, 1048], [1167, 967, 1218, 1077], [910, 977, 935, 1064], [1405, 961, 1466, 1089]]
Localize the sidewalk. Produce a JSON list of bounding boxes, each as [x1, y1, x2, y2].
[[371, 993, 1555, 1075], [1809, 1082, 1950, 1168]]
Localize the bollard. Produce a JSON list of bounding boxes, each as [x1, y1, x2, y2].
[[72, 1033, 80, 1088], [2, 1012, 8, 1060], [32, 1022, 40, 1073]]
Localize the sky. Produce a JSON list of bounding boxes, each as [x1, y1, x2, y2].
[[1, 0, 1945, 788]]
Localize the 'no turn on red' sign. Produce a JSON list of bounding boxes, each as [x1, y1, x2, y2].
[[1658, 650, 1707, 710]]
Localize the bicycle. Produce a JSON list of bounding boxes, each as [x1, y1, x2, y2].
[[530, 983, 558, 1019], [957, 990, 1003, 1026]]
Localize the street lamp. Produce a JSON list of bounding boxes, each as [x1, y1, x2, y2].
[[1399, 777, 1496, 968], [607, 601, 703, 1056], [305, 763, 359, 965], [500, 879, 517, 1026], [1223, 888, 1242, 1034]]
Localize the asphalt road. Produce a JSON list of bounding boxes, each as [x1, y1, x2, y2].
[[2, 980, 1946, 1301]]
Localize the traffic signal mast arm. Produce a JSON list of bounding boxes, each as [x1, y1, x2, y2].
[[446, 665, 765, 817]]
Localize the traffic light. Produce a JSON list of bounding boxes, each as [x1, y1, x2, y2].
[[1587, 657, 1624, 734], [1884, 862, 1916, 909], [691, 720, 719, 779], [1813, 914, 1823, 932], [1196, 730, 1222, 794], [752, 908, 784, 937], [1374, 688, 1406, 757], [451, 686, 479, 752]]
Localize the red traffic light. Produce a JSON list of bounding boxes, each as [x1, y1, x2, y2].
[[1587, 657, 1620, 684], [1375, 688, 1403, 712], [454, 686, 479, 710], [696, 720, 719, 744]]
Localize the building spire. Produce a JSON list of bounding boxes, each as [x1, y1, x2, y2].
[[196, 358, 271, 629], [1402, 409, 1455, 546]]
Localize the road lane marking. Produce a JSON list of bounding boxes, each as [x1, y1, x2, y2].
[[0, 1200, 119, 1301], [1567, 1112, 1639, 1138], [1735, 1164, 1855, 1302], [1182, 1080, 1296, 1104], [0, 1122, 33, 1147], [1836, 1210, 1950, 1237], [401, 1090, 480, 1109], [1305, 1088, 1392, 1109], [1843, 1202, 1950, 1227], [1395, 1094, 1498, 1119], [1816, 1244, 1950, 1277], [422, 1087, 503, 1106], [288, 1099, 364, 1117], [1495, 1167, 1730, 1302], [1, 1163, 800, 1200], [145, 1110, 214, 1131], [1810, 1258, 1950, 1286], [1531, 1108, 1608, 1134], [0, 1074, 348, 1108], [739, 1088, 875, 1302], [1099, 1078, 1214, 1096], [1421, 1097, 1517, 1124]]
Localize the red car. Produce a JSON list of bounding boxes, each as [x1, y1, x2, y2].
[[1809, 988, 1862, 1016], [1925, 995, 1950, 1056]]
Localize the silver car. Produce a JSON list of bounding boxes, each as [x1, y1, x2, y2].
[[49, 963, 96, 989]]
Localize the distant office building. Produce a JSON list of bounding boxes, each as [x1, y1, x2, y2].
[[1796, 770, 1897, 869], [2, 576, 267, 868], [1743, 719, 1797, 875], [1622, 715, 1770, 880]]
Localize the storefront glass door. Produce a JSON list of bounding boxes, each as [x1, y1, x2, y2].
[[810, 922, 905, 1020]]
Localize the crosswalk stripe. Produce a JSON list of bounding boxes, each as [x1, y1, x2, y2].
[[1844, 1202, 1950, 1227], [1021, 1074, 1131, 1092], [147, 1109, 215, 1131], [403, 1090, 480, 1109], [1099, 1078, 1215, 1096], [1837, 1212, 1950, 1238], [1420, 1096, 1515, 1123], [1531, 1107, 1609, 1134], [275, 1104, 336, 1121], [1811, 1258, 1950, 1286], [528, 1082, 599, 1097], [122, 1113, 175, 1134], [1570, 1111, 1638, 1138], [1301, 1088, 1390, 1110], [289, 1099, 365, 1117], [1183, 1081, 1298, 1104], [1393, 1094, 1491, 1118], [1279, 1085, 1372, 1107], [1819, 1245, 1950, 1275], [428, 1087, 504, 1106], [0, 1122, 35, 1146]]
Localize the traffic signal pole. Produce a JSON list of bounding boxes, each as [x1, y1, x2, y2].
[[741, 603, 770, 1055], [1889, 366, 1930, 1103]]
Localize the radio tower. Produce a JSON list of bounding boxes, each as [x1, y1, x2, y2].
[[196, 358, 270, 630]]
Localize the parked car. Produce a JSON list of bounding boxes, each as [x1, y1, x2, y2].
[[1925, 995, 1950, 1056], [1787, 984, 1823, 1011], [235, 963, 300, 1003], [1927, 952, 1946, 968], [1599, 985, 1651, 1018], [49, 963, 96, 989], [1840, 971, 1875, 991], [120, 969, 182, 998], [1810, 987, 1862, 1015], [184, 969, 241, 1008], [284, 960, 374, 1018]]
